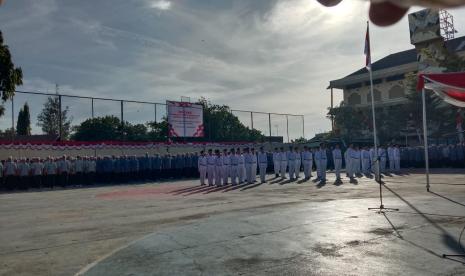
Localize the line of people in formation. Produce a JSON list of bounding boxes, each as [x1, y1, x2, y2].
[[0, 153, 201, 191], [1, 143, 463, 191], [197, 144, 406, 186]]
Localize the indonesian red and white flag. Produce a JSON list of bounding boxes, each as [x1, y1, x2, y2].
[[364, 22, 371, 70], [417, 72, 465, 107]]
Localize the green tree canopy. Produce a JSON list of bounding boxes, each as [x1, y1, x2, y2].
[[0, 30, 23, 117], [71, 116, 168, 142], [16, 102, 31, 136], [37, 96, 72, 140], [197, 98, 265, 142]]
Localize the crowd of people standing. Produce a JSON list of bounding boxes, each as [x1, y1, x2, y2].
[[1, 142, 463, 191]]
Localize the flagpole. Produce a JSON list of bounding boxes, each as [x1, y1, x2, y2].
[[421, 85, 431, 192], [366, 21, 398, 213], [366, 22, 380, 185]]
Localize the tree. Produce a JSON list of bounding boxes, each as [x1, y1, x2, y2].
[[16, 102, 31, 136], [72, 116, 157, 142], [37, 96, 72, 139], [0, 30, 23, 117], [197, 98, 265, 142]]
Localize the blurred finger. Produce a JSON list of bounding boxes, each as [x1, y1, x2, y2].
[[369, 2, 409, 26], [317, 0, 343, 7]]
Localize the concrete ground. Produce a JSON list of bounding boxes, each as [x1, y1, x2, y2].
[[1, 170, 464, 276]]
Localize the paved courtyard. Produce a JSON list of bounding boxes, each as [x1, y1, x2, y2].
[[1, 170, 464, 276]]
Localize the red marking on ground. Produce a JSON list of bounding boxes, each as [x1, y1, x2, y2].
[[96, 185, 193, 200]]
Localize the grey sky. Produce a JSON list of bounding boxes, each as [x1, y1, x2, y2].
[[1, 0, 464, 140]]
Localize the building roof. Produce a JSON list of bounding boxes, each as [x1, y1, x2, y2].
[[345, 35, 465, 78]]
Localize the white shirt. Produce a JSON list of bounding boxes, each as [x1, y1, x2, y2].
[[302, 151, 313, 161], [295, 152, 301, 161], [19, 163, 31, 176], [222, 154, 230, 166], [4, 162, 17, 176], [393, 148, 401, 159], [88, 160, 96, 172], [258, 152, 267, 163], [238, 154, 245, 166], [332, 149, 342, 160], [272, 152, 280, 162], [387, 147, 395, 159], [207, 155, 216, 166], [32, 162, 44, 175], [250, 153, 257, 164], [280, 152, 288, 162], [215, 155, 223, 167], [45, 161, 57, 174], [75, 159, 84, 173], [198, 156, 207, 167], [230, 154, 239, 166]]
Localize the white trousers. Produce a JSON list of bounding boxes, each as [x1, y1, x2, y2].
[[207, 165, 215, 185], [350, 159, 360, 177], [362, 158, 370, 174], [288, 161, 295, 179], [280, 161, 287, 178], [251, 163, 257, 182], [389, 159, 395, 171], [273, 161, 280, 175], [215, 166, 222, 185], [380, 158, 387, 173], [303, 161, 311, 179], [294, 160, 301, 178], [199, 166, 207, 185], [334, 159, 342, 179], [222, 166, 230, 185], [394, 158, 400, 172], [238, 165, 246, 183], [259, 163, 267, 182], [355, 159, 361, 174], [347, 158, 354, 178], [230, 166, 238, 185], [246, 164, 252, 183], [318, 160, 327, 180]]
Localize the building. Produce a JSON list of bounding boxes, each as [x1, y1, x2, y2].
[[328, 35, 465, 108]]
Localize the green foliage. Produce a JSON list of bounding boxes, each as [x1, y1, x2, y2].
[[37, 96, 72, 139], [0, 30, 23, 117], [72, 99, 266, 142], [16, 102, 31, 136], [197, 98, 265, 142], [330, 45, 465, 144], [71, 116, 169, 142]]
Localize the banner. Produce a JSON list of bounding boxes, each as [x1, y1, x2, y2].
[[167, 101, 204, 137]]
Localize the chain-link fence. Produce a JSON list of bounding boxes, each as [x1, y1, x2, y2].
[[1, 90, 305, 142]]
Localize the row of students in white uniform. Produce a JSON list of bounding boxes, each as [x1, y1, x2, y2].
[[197, 144, 333, 186], [197, 147, 269, 186], [197, 143, 403, 186]]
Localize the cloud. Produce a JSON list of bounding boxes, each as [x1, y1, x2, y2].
[[149, 0, 171, 11], [1, 0, 465, 140]]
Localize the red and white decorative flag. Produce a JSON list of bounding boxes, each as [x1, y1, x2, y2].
[[417, 72, 465, 108], [364, 22, 371, 70]]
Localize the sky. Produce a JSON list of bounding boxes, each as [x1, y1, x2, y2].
[[0, 0, 464, 140]]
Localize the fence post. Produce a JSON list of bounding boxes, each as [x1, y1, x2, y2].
[[250, 112, 254, 129], [120, 100, 124, 124], [268, 113, 272, 140], [302, 116, 305, 139], [58, 95, 63, 140], [286, 115, 289, 143], [11, 97, 14, 141], [154, 103, 157, 123], [91, 98, 94, 118]]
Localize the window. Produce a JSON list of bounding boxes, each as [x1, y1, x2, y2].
[[367, 89, 382, 103], [388, 85, 405, 99], [348, 93, 361, 105]]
